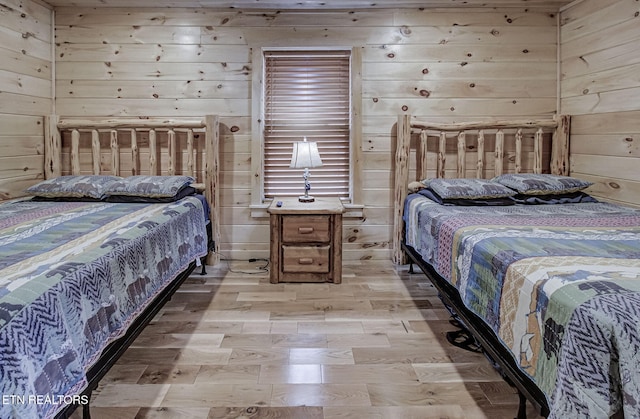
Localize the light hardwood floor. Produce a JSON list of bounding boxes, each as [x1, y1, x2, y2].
[[73, 260, 545, 419]]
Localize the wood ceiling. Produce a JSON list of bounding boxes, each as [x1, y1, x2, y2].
[[44, 0, 577, 10]]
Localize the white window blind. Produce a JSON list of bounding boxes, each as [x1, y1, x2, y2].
[[263, 50, 351, 199]]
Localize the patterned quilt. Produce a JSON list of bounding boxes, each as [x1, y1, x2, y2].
[[0, 197, 208, 419], [405, 194, 640, 418]]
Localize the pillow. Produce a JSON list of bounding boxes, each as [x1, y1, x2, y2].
[[510, 191, 598, 205], [25, 175, 122, 200], [408, 181, 426, 193], [493, 174, 592, 196], [417, 188, 514, 206], [422, 178, 517, 200], [105, 186, 197, 203], [104, 175, 194, 198]]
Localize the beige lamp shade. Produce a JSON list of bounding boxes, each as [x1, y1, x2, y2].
[[289, 138, 323, 169]]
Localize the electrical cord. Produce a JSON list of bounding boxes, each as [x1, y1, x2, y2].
[[212, 252, 270, 274]]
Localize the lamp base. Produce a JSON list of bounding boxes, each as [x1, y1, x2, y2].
[[298, 195, 315, 203]]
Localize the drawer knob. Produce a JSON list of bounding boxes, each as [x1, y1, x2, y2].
[[298, 227, 314, 234], [298, 258, 314, 265]]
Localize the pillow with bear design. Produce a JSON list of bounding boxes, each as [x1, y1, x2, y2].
[[104, 175, 194, 198], [492, 174, 592, 195], [422, 178, 517, 200]]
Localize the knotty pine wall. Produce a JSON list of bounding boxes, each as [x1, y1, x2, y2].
[[0, 0, 52, 199], [560, 0, 640, 207], [52, 7, 559, 261]]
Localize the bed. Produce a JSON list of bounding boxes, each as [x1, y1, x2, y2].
[[0, 115, 220, 419], [392, 114, 640, 419]]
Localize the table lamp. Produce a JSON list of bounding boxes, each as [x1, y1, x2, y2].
[[289, 137, 323, 202]]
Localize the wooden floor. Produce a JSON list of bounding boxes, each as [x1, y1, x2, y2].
[[73, 260, 545, 419]]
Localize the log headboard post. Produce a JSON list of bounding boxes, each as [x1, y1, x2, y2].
[[392, 114, 411, 265], [44, 115, 61, 179], [551, 114, 570, 176], [205, 114, 220, 266]]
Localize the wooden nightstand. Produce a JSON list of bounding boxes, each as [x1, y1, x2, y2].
[[268, 197, 344, 284]]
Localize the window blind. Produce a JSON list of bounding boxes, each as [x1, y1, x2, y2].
[[263, 50, 351, 199]]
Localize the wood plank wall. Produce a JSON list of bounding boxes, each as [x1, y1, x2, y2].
[[0, 0, 52, 199], [53, 7, 559, 261], [560, 0, 640, 207]]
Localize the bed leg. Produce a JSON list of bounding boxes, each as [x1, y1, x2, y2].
[[200, 256, 207, 275], [408, 262, 414, 274], [200, 224, 213, 275], [516, 391, 527, 419], [82, 396, 92, 419]]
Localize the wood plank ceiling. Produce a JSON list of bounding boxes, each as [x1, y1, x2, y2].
[[44, 0, 577, 9]]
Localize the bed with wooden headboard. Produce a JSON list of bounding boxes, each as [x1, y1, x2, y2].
[[392, 114, 640, 419], [44, 114, 220, 264], [0, 115, 219, 419], [393, 113, 570, 266]]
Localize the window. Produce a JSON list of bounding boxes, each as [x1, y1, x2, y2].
[[260, 49, 353, 201]]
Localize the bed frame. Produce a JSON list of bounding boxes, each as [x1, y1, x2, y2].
[[392, 113, 570, 418], [41, 114, 220, 419]]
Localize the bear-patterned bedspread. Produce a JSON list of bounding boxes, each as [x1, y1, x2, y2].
[[404, 194, 640, 418], [0, 197, 208, 419]]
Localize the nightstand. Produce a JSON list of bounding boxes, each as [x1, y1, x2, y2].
[[268, 197, 344, 284]]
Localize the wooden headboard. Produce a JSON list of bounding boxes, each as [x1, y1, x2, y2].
[[43, 114, 220, 265], [392, 114, 570, 264]]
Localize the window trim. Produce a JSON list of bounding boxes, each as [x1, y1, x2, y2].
[[250, 46, 363, 217]]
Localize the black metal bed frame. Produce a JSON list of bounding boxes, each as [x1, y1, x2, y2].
[[402, 241, 550, 419], [54, 261, 198, 419]]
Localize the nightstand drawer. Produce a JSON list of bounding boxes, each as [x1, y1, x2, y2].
[[282, 245, 330, 273], [282, 215, 330, 243]]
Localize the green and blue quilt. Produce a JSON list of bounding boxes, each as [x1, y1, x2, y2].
[[0, 198, 207, 419], [405, 194, 640, 418]]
